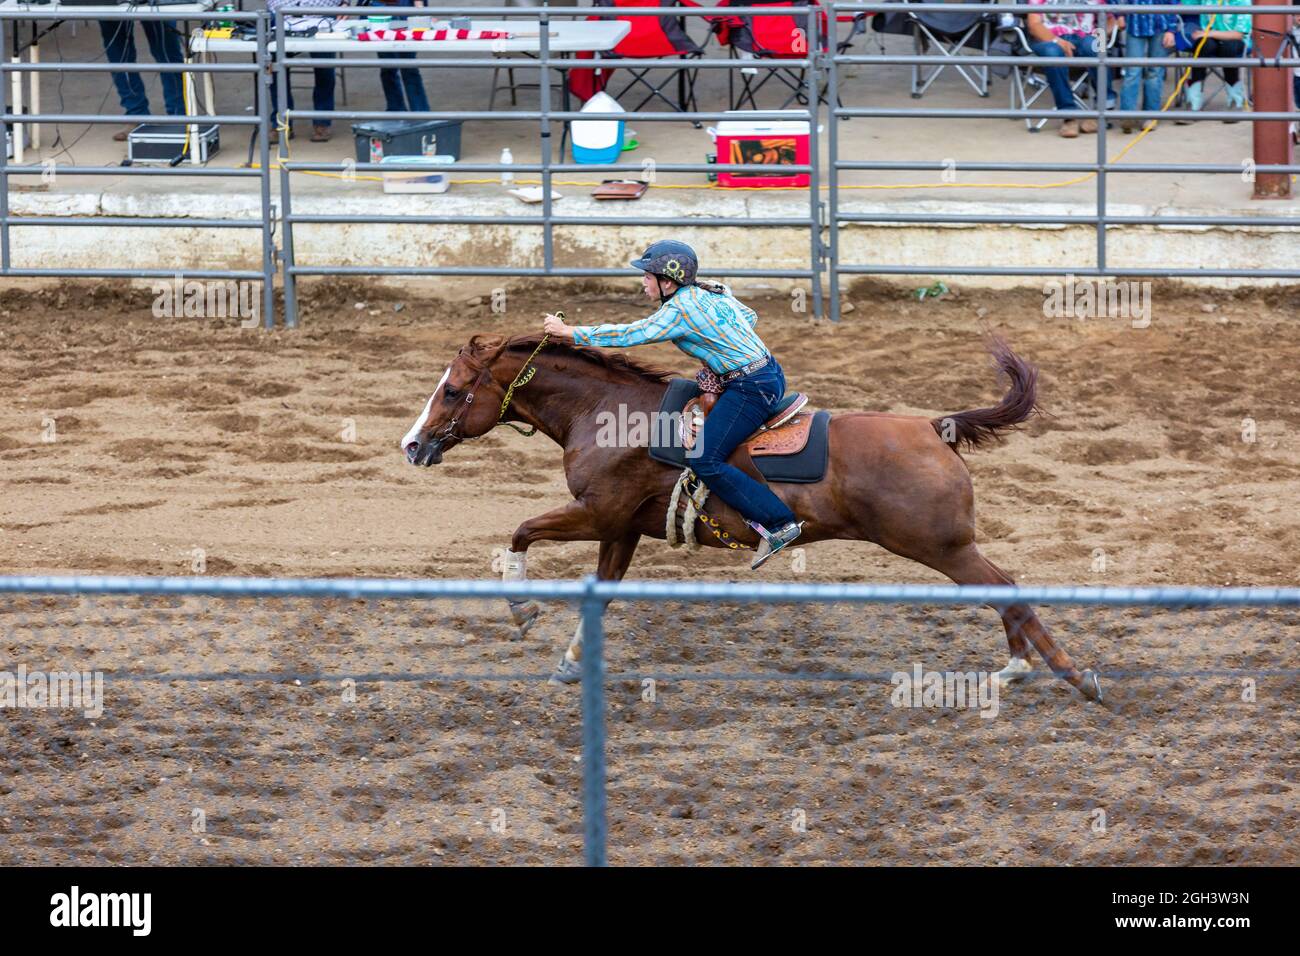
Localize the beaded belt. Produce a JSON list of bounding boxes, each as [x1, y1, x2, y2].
[[718, 354, 771, 383]]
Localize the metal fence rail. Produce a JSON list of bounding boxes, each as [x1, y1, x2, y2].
[[826, 2, 1300, 318], [2, 573, 1296, 866], [0, 9, 277, 326], [273, 5, 823, 325], [2, 5, 1298, 325]]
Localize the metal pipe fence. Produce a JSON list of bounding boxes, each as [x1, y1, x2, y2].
[[0, 9, 277, 326], [1, 573, 1297, 866], [272, 5, 823, 325], [2, 4, 1298, 326]]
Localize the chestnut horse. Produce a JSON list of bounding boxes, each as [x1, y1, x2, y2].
[[401, 332, 1102, 702]]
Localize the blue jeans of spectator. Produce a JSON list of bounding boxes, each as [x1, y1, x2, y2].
[[1121, 32, 1169, 113], [379, 52, 430, 112], [692, 358, 798, 531], [98, 19, 185, 116], [271, 51, 337, 128], [1029, 32, 1098, 111]]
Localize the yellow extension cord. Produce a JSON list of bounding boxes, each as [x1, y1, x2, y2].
[[241, 18, 1285, 192]]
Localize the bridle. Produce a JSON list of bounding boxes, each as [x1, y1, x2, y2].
[[431, 331, 553, 444]]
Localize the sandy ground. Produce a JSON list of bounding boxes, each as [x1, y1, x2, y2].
[[0, 279, 1297, 864]]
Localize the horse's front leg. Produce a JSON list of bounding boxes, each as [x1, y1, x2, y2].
[[550, 532, 641, 685], [501, 500, 603, 636]]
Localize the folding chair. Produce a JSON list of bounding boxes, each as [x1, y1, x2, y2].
[[872, 0, 997, 99], [720, 0, 830, 110], [1001, 16, 1117, 132], [490, 0, 578, 109], [587, 0, 704, 114]]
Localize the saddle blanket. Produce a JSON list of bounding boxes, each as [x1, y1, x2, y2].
[[648, 378, 830, 484]]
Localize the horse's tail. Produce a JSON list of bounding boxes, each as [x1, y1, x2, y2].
[[931, 336, 1040, 451]]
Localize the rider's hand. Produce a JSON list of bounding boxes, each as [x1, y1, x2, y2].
[[543, 313, 574, 340]]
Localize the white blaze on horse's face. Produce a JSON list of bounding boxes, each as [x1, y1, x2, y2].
[[401, 366, 451, 451]]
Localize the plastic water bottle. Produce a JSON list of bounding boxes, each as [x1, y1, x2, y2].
[[500, 147, 514, 188]]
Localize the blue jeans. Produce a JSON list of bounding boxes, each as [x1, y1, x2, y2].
[[379, 52, 430, 112], [98, 19, 185, 116], [693, 359, 798, 530], [1121, 33, 1169, 112], [271, 51, 337, 128], [1029, 32, 1099, 111]]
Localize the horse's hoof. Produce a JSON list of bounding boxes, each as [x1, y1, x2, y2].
[[508, 600, 541, 638], [547, 655, 582, 686], [1078, 669, 1104, 704], [994, 657, 1033, 685]]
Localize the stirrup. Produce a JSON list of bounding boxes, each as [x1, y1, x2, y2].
[[750, 521, 803, 570]]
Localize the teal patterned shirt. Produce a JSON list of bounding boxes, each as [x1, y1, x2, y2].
[[1194, 0, 1252, 36], [571, 284, 768, 374]]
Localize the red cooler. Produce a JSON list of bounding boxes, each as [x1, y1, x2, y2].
[[710, 111, 812, 188]]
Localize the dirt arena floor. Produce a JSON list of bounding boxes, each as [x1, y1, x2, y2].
[[1, 280, 1297, 865]]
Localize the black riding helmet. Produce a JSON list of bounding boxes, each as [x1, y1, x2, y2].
[[631, 240, 699, 287]]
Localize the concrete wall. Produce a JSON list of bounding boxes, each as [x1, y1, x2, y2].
[[7, 188, 1300, 295]]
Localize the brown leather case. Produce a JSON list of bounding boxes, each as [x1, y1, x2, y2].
[[592, 180, 648, 201]]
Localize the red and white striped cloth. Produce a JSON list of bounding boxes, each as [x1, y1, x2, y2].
[[356, 28, 513, 42]]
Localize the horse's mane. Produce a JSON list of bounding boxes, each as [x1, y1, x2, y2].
[[477, 333, 680, 385]]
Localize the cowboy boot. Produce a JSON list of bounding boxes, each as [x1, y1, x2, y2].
[[1224, 82, 1246, 123]]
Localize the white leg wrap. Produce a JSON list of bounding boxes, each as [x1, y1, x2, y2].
[[995, 657, 1033, 684], [565, 619, 584, 663], [502, 548, 527, 582]]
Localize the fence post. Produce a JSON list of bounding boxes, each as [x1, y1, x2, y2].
[[540, 7, 554, 276], [256, 11, 275, 329], [276, 12, 298, 328], [1095, 7, 1107, 277], [826, 2, 839, 322], [0, 15, 9, 275], [806, 5, 823, 320], [580, 574, 607, 866]]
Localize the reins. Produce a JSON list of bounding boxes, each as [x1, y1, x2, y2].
[[436, 321, 557, 444], [497, 331, 551, 437]]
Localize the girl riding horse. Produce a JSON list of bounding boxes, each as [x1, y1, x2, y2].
[[542, 240, 803, 570]]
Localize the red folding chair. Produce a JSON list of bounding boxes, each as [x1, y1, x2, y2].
[[718, 0, 831, 110], [576, 0, 704, 114]]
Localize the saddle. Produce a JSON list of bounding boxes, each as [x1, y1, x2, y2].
[[648, 378, 831, 484], [680, 391, 813, 457]]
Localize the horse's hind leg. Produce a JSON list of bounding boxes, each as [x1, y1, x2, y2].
[[926, 544, 1102, 703]]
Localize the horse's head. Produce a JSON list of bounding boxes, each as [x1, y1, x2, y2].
[[401, 334, 511, 466]]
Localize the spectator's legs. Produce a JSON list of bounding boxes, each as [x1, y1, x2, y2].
[[1028, 38, 1075, 111], [1218, 38, 1244, 86], [1071, 32, 1100, 107], [99, 19, 149, 116], [379, 52, 428, 113], [141, 20, 186, 116], [1189, 36, 1217, 86], [1120, 32, 1149, 115], [1143, 33, 1168, 112], [313, 52, 337, 127], [378, 53, 406, 111]]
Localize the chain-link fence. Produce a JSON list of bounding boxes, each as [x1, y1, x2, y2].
[[1, 575, 1295, 865]]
